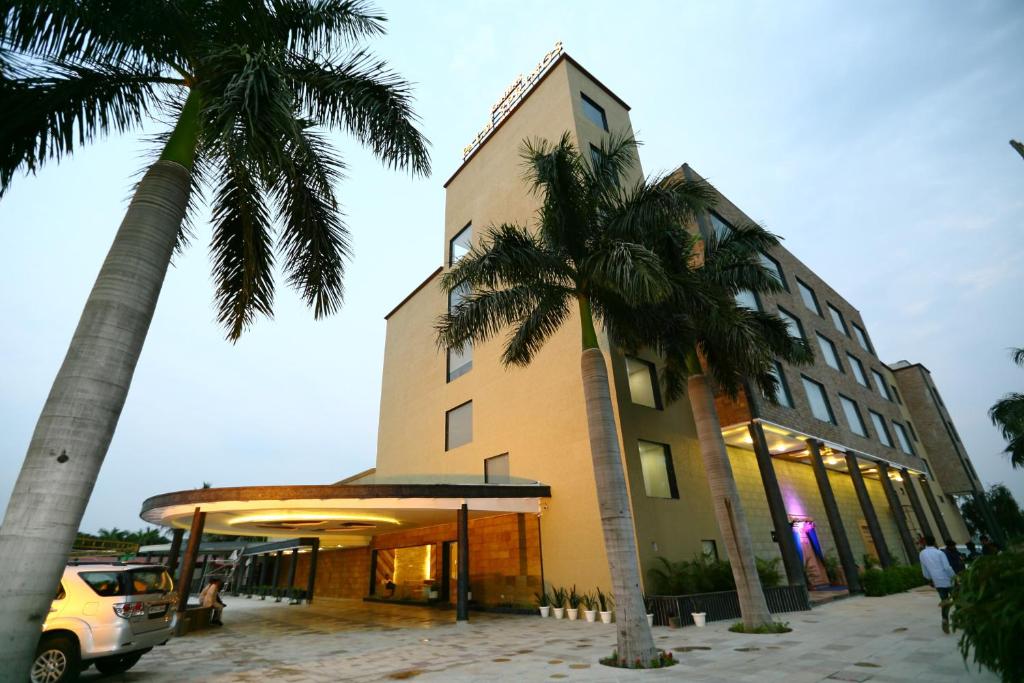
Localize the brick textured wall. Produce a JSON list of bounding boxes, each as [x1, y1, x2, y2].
[[274, 547, 371, 600]]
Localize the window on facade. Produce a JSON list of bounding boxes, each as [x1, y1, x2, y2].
[[735, 289, 760, 311], [638, 441, 678, 499], [449, 224, 471, 266], [906, 421, 919, 442], [589, 144, 602, 169], [767, 361, 794, 408], [580, 92, 608, 130], [868, 410, 893, 447], [484, 453, 510, 484], [947, 420, 962, 443], [851, 322, 873, 354], [892, 422, 914, 455], [797, 279, 821, 315], [827, 304, 848, 336], [701, 539, 719, 561], [708, 212, 732, 240], [447, 283, 472, 381], [777, 306, 804, 340], [625, 356, 661, 409], [890, 385, 902, 404], [759, 252, 787, 290], [848, 354, 868, 387], [801, 376, 835, 424], [871, 369, 892, 400], [445, 401, 472, 450], [817, 333, 843, 372], [839, 395, 867, 437]]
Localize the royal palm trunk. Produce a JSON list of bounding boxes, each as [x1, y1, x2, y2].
[[580, 347, 658, 665], [687, 372, 772, 629], [0, 161, 191, 678]]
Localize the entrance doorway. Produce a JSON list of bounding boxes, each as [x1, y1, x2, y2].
[[792, 519, 830, 588]]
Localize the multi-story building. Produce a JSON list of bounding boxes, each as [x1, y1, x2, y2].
[[141, 48, 987, 611]]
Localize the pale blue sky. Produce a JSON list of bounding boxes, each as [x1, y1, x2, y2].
[[1, 1, 1022, 533]]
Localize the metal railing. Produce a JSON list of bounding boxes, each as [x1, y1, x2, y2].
[[646, 584, 810, 626]]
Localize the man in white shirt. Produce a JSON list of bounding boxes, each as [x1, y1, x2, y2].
[[919, 535, 956, 633], [199, 577, 226, 626]]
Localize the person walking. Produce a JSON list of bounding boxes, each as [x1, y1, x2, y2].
[[919, 535, 956, 634], [942, 540, 966, 575], [200, 578, 226, 626], [964, 541, 982, 564]]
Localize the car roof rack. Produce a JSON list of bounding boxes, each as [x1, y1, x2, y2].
[[67, 560, 127, 566]]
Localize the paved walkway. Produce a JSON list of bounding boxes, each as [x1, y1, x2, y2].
[[87, 587, 997, 682]]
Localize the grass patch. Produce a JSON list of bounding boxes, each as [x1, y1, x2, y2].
[[599, 650, 677, 669], [728, 621, 792, 634]]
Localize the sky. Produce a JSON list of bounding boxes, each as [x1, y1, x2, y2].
[[1, 1, 1022, 534]]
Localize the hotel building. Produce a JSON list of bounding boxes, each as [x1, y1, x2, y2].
[[141, 49, 991, 615]]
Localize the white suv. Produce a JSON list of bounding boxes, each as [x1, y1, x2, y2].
[[32, 563, 176, 682]]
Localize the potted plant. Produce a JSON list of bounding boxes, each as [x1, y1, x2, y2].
[[691, 598, 707, 628], [645, 597, 654, 627], [597, 588, 614, 624], [535, 587, 551, 617], [581, 591, 597, 623], [567, 585, 581, 621], [552, 586, 567, 619]]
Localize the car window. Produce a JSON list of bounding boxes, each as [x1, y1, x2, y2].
[[128, 569, 173, 595], [80, 571, 126, 597], [55, 582, 66, 600]]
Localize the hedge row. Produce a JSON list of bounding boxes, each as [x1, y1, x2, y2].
[[861, 565, 928, 596]]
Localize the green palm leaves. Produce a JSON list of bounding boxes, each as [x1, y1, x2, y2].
[[1, 0, 430, 339], [989, 348, 1024, 468]]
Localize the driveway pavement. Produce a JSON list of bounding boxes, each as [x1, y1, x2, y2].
[[87, 587, 997, 682]]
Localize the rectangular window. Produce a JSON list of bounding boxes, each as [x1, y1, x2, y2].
[[484, 453, 510, 484], [892, 422, 915, 455], [625, 356, 661, 409], [445, 401, 472, 450], [589, 144, 602, 169], [817, 333, 843, 372], [638, 441, 678, 499], [890, 385, 903, 404], [906, 421, 919, 442], [871, 369, 892, 400], [449, 223, 471, 266], [797, 279, 822, 315], [735, 289, 760, 311], [869, 410, 893, 447], [827, 304, 848, 336], [447, 283, 472, 381], [580, 92, 608, 130], [777, 306, 804, 340], [839, 395, 867, 437], [848, 354, 868, 387], [801, 376, 835, 424], [767, 361, 794, 408], [701, 539, 719, 562], [759, 252, 787, 290], [708, 212, 732, 240], [947, 420, 961, 443], [852, 322, 874, 354]]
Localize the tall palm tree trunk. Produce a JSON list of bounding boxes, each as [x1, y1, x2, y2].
[[580, 345, 658, 665], [0, 161, 191, 678], [687, 372, 772, 629]]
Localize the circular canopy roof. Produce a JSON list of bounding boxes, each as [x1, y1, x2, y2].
[[141, 483, 551, 546]]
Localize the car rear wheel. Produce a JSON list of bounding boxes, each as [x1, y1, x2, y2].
[[93, 651, 144, 675], [31, 635, 80, 683]]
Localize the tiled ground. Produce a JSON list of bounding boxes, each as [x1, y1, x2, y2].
[[86, 587, 997, 682]]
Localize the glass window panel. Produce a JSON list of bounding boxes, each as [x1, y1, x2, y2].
[[906, 421, 919, 442], [871, 369, 892, 400], [580, 92, 608, 130], [852, 322, 873, 354], [449, 224, 471, 266], [80, 572, 126, 597], [638, 441, 678, 499], [777, 307, 804, 340], [797, 279, 821, 315], [735, 289, 760, 311], [759, 252, 786, 289], [839, 395, 867, 436], [484, 453, 510, 484], [893, 422, 914, 455], [767, 361, 794, 407], [709, 212, 732, 239], [848, 354, 868, 386], [127, 569, 173, 595], [625, 356, 660, 409], [445, 402, 472, 450], [869, 411, 893, 447], [447, 343, 472, 381], [801, 376, 835, 424], [817, 333, 842, 372], [828, 304, 848, 336]]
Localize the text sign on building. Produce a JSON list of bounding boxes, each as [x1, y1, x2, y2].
[[462, 42, 564, 161]]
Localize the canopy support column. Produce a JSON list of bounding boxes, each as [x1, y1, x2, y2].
[[846, 453, 893, 568], [750, 422, 804, 587], [175, 507, 206, 614], [457, 503, 469, 622], [808, 440, 860, 593]]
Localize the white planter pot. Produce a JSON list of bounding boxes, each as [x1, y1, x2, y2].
[[553, 607, 565, 619], [646, 613, 654, 627], [539, 605, 551, 618], [692, 612, 707, 628], [599, 611, 612, 624], [567, 608, 579, 621], [584, 610, 596, 623]]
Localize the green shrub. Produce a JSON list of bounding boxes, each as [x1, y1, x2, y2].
[[647, 555, 783, 595], [952, 553, 1024, 683], [861, 565, 927, 596], [728, 620, 792, 634]]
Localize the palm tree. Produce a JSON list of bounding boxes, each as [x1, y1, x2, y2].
[[436, 132, 712, 665], [605, 218, 813, 629], [0, 1, 429, 675], [989, 347, 1024, 469]]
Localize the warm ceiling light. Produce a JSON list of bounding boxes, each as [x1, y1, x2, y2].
[[228, 512, 401, 527]]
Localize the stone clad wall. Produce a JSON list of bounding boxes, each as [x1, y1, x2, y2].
[[275, 547, 371, 600]]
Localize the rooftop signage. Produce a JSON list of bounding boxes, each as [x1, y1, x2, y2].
[[462, 41, 564, 160]]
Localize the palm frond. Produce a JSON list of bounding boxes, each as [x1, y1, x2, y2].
[[436, 285, 553, 350], [1011, 347, 1024, 368], [520, 133, 591, 258], [582, 240, 669, 305], [584, 130, 639, 195], [603, 174, 713, 250], [271, 0, 386, 52], [440, 223, 570, 293], [287, 51, 429, 175], [700, 222, 786, 295], [502, 286, 572, 366]]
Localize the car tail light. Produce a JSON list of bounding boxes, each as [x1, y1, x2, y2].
[[113, 602, 147, 618]]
